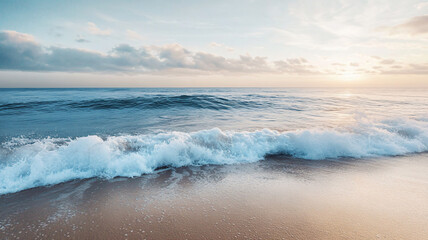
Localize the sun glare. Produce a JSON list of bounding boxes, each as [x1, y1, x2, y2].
[[341, 72, 362, 81]]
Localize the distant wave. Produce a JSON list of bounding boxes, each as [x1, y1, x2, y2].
[[0, 95, 272, 113], [0, 100, 62, 111], [1, 117, 427, 195]]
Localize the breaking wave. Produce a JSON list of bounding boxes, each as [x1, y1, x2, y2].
[[1, 117, 428, 195]]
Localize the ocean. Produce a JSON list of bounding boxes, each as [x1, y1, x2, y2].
[[1, 88, 428, 195]]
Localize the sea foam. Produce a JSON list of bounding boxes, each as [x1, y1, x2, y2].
[[1, 117, 428, 195]]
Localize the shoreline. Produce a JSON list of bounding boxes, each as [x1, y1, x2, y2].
[[1, 154, 428, 239]]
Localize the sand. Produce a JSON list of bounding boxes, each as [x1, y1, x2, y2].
[[1, 154, 428, 239]]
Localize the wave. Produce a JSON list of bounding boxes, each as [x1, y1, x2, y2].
[[0, 95, 271, 113], [0, 100, 62, 111], [1, 117, 428, 195]]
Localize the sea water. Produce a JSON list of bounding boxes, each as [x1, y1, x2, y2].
[[1, 88, 427, 194]]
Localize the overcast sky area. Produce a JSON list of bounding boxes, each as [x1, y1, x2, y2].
[[0, 0, 428, 87]]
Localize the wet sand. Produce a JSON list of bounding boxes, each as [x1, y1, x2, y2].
[[1, 154, 428, 239]]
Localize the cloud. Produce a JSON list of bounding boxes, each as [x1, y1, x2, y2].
[[274, 58, 316, 74], [209, 42, 235, 52], [0, 31, 44, 70], [87, 22, 112, 36], [332, 63, 346, 66], [126, 30, 144, 41], [287, 58, 308, 65], [379, 59, 395, 65], [0, 30, 317, 74], [381, 63, 428, 74], [210, 42, 222, 48], [416, 2, 428, 10], [75, 35, 90, 43], [388, 15, 428, 35], [2, 30, 426, 76], [48, 26, 63, 38], [286, 0, 428, 52]]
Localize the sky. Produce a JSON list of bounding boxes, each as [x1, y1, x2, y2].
[[0, 0, 427, 87]]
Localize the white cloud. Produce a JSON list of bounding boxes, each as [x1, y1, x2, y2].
[[379, 59, 395, 65], [0, 31, 314, 74], [416, 2, 428, 10], [210, 42, 235, 52], [2, 30, 427, 76], [75, 35, 90, 43], [2, 30, 36, 43], [387, 15, 428, 35], [87, 22, 112, 36], [283, 0, 428, 51], [126, 30, 144, 41], [210, 42, 222, 48]]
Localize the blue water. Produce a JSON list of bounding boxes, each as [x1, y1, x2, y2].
[[1, 88, 428, 194]]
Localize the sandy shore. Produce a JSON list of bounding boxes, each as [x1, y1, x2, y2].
[[1, 154, 428, 239]]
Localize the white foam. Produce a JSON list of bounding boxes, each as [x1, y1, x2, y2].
[[1, 117, 428, 195]]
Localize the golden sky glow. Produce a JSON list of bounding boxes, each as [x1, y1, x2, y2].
[[0, 0, 427, 87]]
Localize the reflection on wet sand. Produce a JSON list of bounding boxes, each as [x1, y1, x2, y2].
[[1, 154, 428, 239]]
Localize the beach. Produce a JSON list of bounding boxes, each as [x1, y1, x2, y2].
[[1, 88, 428, 239], [2, 154, 428, 239], [1, 0, 428, 238]]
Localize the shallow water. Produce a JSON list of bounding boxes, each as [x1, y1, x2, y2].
[[1, 154, 428, 239]]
